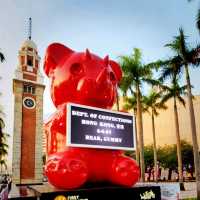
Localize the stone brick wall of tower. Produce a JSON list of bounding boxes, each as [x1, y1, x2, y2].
[[21, 94, 36, 179], [12, 80, 23, 183], [34, 85, 45, 182], [23, 74, 36, 81]]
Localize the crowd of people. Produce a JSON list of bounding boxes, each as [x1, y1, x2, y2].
[[145, 164, 195, 182]]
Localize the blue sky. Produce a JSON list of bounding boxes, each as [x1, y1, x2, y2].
[[0, 0, 200, 164]]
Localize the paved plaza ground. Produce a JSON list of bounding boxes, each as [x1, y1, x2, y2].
[[180, 182, 197, 199], [137, 181, 197, 199]]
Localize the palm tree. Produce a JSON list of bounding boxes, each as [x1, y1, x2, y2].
[[160, 77, 187, 189], [0, 118, 8, 173], [162, 28, 200, 197], [143, 90, 167, 182], [119, 48, 154, 181], [116, 91, 120, 111], [0, 52, 8, 174]]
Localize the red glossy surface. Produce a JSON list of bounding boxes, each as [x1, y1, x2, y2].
[[44, 43, 140, 189]]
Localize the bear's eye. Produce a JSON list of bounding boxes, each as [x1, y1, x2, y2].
[[70, 63, 84, 75], [110, 71, 116, 82]]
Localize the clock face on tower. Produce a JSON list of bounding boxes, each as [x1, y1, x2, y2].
[[23, 97, 36, 109]]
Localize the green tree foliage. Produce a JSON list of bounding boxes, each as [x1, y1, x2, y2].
[[0, 50, 8, 172], [144, 144, 154, 168], [181, 140, 194, 169], [0, 117, 9, 172], [158, 144, 177, 170], [144, 141, 194, 180]]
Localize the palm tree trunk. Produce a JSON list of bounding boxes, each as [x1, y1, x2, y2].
[[116, 88, 120, 111], [173, 97, 184, 185], [151, 111, 158, 182], [134, 112, 140, 164], [136, 84, 145, 182], [184, 64, 200, 198]]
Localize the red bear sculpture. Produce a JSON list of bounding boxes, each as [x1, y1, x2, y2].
[[44, 43, 140, 189]]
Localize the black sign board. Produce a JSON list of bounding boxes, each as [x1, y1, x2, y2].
[[67, 103, 135, 150], [8, 184, 161, 200], [40, 186, 161, 200]]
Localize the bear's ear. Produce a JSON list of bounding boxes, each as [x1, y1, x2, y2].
[[109, 60, 122, 82], [44, 43, 74, 77]]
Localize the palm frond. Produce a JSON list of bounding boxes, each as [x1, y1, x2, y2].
[[142, 78, 160, 87], [143, 106, 151, 114], [159, 84, 171, 91], [143, 90, 166, 116], [161, 93, 173, 104], [119, 48, 153, 100], [177, 96, 186, 107], [165, 28, 189, 59], [179, 27, 189, 58], [193, 58, 200, 66], [146, 59, 171, 71], [176, 85, 187, 96], [196, 9, 200, 34], [119, 76, 135, 95], [119, 55, 134, 73], [119, 48, 143, 76], [0, 116, 9, 158], [159, 66, 173, 82], [165, 42, 180, 54], [0, 148, 8, 155], [0, 51, 5, 63], [132, 48, 142, 65], [187, 44, 200, 66], [0, 118, 5, 129], [160, 78, 187, 109], [171, 55, 183, 66], [154, 109, 159, 116], [159, 56, 183, 82], [156, 102, 168, 110], [122, 96, 137, 111], [0, 160, 7, 170], [0, 141, 9, 148]]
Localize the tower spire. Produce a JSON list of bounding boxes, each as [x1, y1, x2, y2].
[[28, 17, 32, 40]]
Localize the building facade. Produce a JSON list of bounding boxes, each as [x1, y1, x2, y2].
[[115, 96, 200, 147], [143, 96, 200, 146]]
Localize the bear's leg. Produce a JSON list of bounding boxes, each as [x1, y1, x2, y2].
[[109, 155, 140, 187], [45, 150, 88, 189]]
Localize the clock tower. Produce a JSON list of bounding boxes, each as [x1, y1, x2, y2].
[[12, 24, 45, 184]]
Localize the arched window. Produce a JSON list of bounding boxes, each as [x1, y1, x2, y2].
[[23, 85, 35, 95], [27, 56, 33, 66]]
